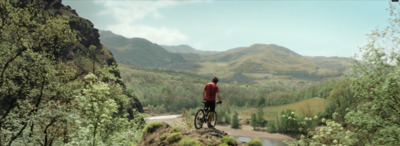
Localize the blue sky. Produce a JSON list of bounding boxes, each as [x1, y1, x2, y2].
[[62, 0, 392, 57]]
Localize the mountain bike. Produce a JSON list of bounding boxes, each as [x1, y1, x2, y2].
[[194, 101, 221, 129]]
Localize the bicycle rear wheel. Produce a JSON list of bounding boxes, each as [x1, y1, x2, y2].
[[210, 112, 217, 127], [194, 109, 205, 129]]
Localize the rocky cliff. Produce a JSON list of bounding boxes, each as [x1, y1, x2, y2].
[[34, 0, 144, 115]]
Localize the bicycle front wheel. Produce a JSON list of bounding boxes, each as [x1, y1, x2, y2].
[[194, 110, 205, 129]]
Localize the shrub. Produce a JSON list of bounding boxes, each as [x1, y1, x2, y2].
[[167, 132, 182, 144], [266, 120, 277, 133], [218, 143, 229, 146], [247, 138, 262, 146], [277, 109, 300, 134], [231, 111, 240, 128], [142, 122, 166, 135], [267, 109, 318, 135], [178, 138, 202, 146], [173, 126, 182, 132], [285, 120, 359, 145], [182, 108, 194, 128], [160, 134, 167, 141], [250, 113, 257, 130], [220, 135, 237, 146], [224, 114, 231, 124]]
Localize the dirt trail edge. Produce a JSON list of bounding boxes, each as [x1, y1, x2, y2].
[[140, 121, 247, 146], [145, 115, 293, 144]]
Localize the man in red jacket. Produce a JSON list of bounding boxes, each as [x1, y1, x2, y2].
[[203, 76, 222, 128]]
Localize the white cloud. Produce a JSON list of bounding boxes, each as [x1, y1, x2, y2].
[[94, 0, 210, 45], [95, 1, 180, 23]]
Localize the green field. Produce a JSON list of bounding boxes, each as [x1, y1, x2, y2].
[[240, 97, 327, 120]]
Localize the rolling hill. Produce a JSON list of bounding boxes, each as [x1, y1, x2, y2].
[[99, 31, 350, 82], [161, 44, 217, 54], [99, 30, 190, 68]]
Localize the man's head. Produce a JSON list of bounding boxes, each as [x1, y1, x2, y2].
[[212, 76, 219, 83]]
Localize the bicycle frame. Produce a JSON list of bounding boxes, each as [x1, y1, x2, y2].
[[194, 101, 219, 129]]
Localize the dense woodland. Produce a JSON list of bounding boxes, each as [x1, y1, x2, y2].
[[0, 0, 399, 145], [0, 0, 143, 145], [120, 64, 338, 113]]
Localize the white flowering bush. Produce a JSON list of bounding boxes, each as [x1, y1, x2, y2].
[[268, 109, 318, 135], [67, 73, 142, 146], [286, 119, 359, 145]]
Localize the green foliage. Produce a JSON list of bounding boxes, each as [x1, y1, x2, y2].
[[218, 143, 229, 146], [250, 113, 257, 130], [257, 96, 266, 107], [0, 1, 144, 145], [292, 4, 400, 145], [266, 120, 277, 133], [224, 114, 231, 125], [0, 1, 75, 145], [160, 134, 167, 141], [172, 126, 182, 132], [178, 138, 202, 146], [286, 119, 358, 145], [256, 108, 267, 129], [219, 135, 237, 146], [120, 64, 335, 114], [68, 73, 142, 146], [142, 122, 166, 135], [267, 109, 318, 135], [231, 111, 240, 128], [247, 138, 262, 146], [167, 132, 182, 144], [324, 80, 355, 121], [277, 109, 300, 134], [216, 107, 231, 125], [243, 97, 327, 121], [343, 3, 400, 145], [250, 108, 267, 130]]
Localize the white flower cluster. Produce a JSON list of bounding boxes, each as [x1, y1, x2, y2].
[[304, 117, 312, 121]]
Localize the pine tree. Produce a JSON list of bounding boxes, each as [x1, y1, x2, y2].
[[231, 111, 240, 129], [250, 113, 257, 130]]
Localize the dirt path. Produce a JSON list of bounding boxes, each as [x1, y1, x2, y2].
[[145, 115, 293, 141]]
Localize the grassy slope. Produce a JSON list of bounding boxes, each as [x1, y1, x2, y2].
[[240, 97, 327, 120]]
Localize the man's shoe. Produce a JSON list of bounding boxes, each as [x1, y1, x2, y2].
[[207, 124, 214, 128]]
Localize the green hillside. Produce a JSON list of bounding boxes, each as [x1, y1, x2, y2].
[[196, 44, 318, 80], [241, 97, 327, 120], [99, 31, 350, 82], [99, 30, 196, 69]]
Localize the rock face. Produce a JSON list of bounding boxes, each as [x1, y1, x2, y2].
[[140, 122, 246, 146], [35, 0, 144, 114]]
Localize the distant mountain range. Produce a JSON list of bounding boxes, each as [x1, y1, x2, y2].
[[99, 30, 350, 82], [100, 31, 186, 68], [161, 45, 217, 54]]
